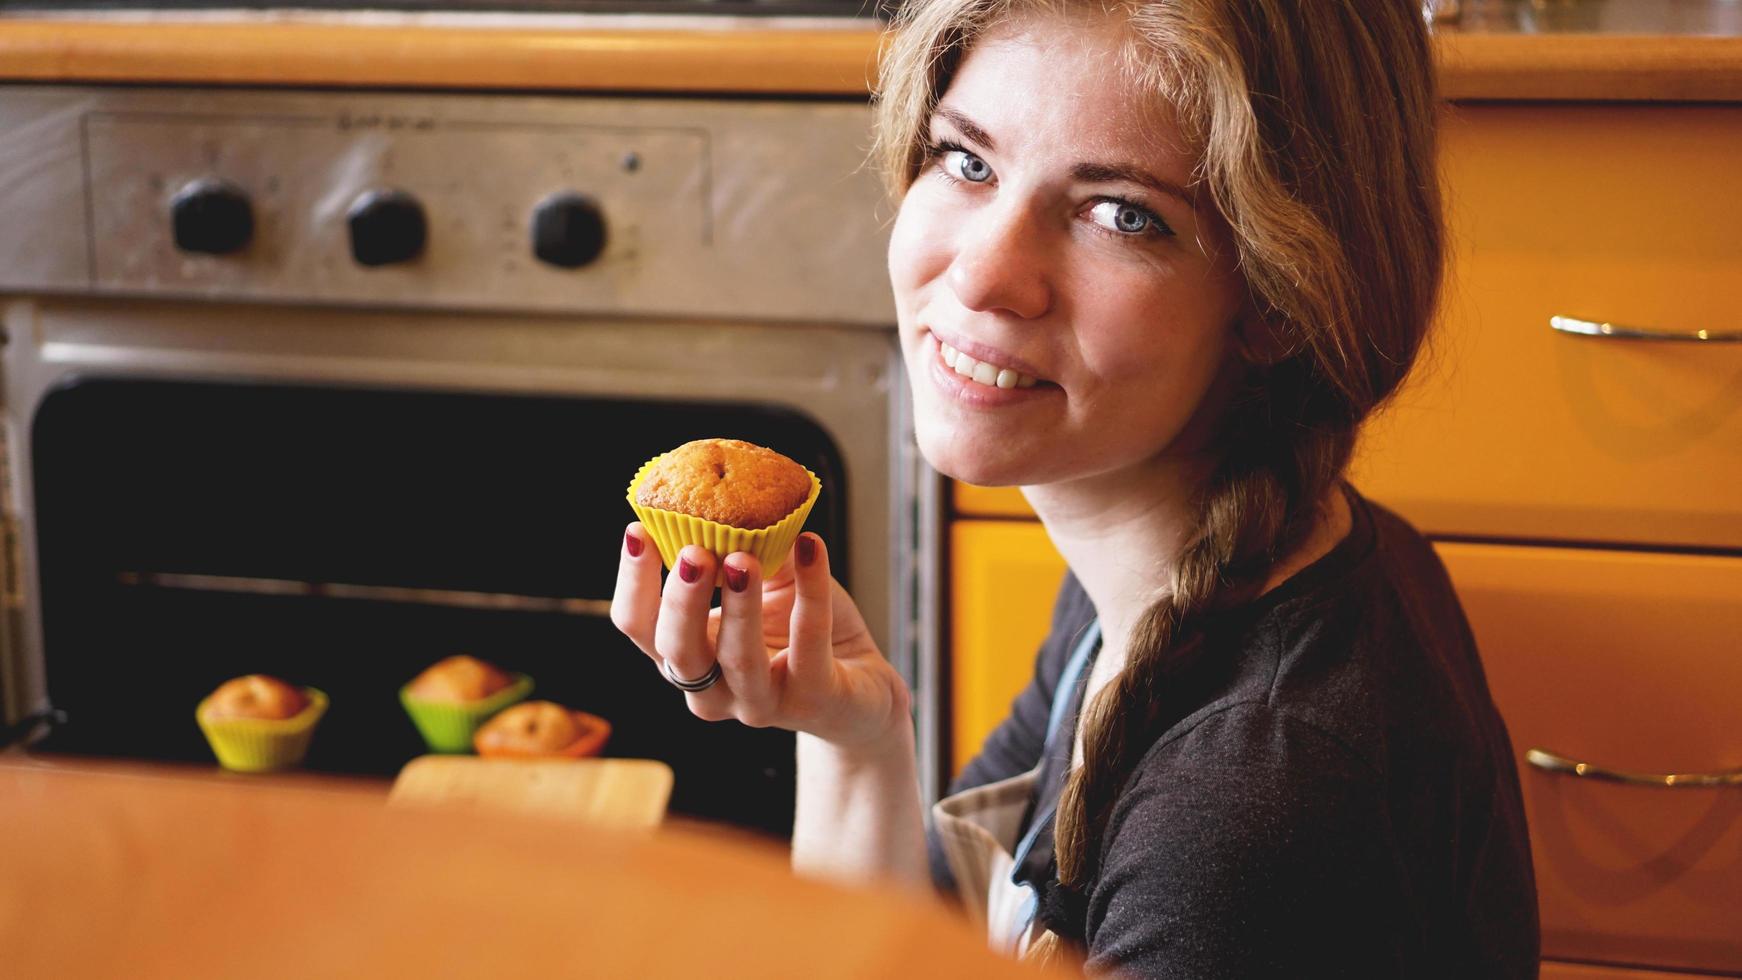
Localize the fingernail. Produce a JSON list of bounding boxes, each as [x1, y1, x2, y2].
[[624, 531, 644, 558], [677, 557, 701, 584], [796, 534, 817, 567], [724, 563, 748, 593]]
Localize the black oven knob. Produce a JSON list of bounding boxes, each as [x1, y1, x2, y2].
[[531, 193, 607, 269], [346, 189, 427, 267], [170, 178, 254, 256]]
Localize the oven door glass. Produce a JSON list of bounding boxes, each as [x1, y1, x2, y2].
[[29, 377, 850, 838]]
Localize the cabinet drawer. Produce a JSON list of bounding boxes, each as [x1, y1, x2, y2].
[[1354, 105, 1742, 550], [948, 520, 1065, 772], [1439, 542, 1742, 974]]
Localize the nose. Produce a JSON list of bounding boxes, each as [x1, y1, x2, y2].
[[945, 200, 1052, 320]]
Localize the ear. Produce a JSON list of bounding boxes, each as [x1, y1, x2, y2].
[[1233, 306, 1293, 368]]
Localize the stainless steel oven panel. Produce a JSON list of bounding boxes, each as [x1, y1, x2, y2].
[[0, 89, 90, 294], [85, 115, 712, 308], [0, 86, 895, 325]]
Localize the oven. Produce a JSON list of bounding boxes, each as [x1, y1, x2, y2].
[[0, 84, 945, 836]]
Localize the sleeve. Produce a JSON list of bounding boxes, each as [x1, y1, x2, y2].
[[1083, 704, 1413, 979], [925, 569, 1094, 893]]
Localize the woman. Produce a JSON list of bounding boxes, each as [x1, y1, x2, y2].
[[611, 0, 1539, 975]]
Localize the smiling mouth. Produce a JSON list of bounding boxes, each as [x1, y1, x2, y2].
[[937, 339, 1041, 390]]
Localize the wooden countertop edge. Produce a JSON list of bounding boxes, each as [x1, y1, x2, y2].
[[0, 20, 887, 96], [0, 20, 1739, 102], [1434, 33, 1742, 102]]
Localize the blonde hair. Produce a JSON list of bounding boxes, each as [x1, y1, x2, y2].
[[874, 0, 1443, 964]]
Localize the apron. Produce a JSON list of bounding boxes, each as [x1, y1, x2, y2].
[[931, 622, 1100, 958]]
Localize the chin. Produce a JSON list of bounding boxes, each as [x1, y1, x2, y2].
[[916, 422, 1033, 488]]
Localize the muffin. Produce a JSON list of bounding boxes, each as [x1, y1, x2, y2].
[[400, 655, 534, 754], [407, 654, 514, 703], [195, 674, 328, 773], [473, 700, 612, 759], [627, 438, 821, 580]]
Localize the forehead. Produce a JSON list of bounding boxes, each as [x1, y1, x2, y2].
[[939, 10, 1194, 172]]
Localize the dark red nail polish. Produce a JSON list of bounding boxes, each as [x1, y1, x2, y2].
[[796, 535, 817, 567], [677, 557, 701, 584], [624, 531, 644, 558], [724, 563, 748, 593]]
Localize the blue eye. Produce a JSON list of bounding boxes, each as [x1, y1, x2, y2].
[[944, 149, 993, 184], [1089, 200, 1155, 235]]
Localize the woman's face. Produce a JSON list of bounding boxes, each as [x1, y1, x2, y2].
[[889, 11, 1251, 490]]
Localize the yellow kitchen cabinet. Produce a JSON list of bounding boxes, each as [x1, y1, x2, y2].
[[953, 481, 1033, 519], [1437, 542, 1742, 975], [948, 520, 1065, 773], [1352, 103, 1742, 550]]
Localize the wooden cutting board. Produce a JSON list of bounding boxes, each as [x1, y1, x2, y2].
[[388, 755, 673, 829]]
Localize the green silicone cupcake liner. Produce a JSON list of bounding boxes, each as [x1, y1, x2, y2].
[[196, 688, 329, 773], [400, 673, 534, 754]]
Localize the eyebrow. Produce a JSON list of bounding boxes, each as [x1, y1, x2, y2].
[[934, 107, 997, 152], [1070, 162, 1197, 211], [931, 107, 1197, 212]]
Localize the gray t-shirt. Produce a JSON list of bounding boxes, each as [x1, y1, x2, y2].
[[929, 486, 1539, 978]]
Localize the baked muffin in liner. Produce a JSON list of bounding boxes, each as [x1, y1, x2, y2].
[[196, 688, 329, 773], [473, 708, 612, 759], [399, 673, 534, 754], [626, 453, 822, 582]]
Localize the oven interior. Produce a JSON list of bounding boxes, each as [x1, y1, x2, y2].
[[26, 375, 849, 838]]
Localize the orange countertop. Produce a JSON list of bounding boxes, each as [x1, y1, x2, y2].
[[0, 15, 1739, 102], [1, 758, 1059, 979]]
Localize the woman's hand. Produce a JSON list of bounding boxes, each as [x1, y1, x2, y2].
[[610, 523, 910, 750]]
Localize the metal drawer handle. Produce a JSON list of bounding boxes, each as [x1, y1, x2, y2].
[[1526, 748, 1742, 788], [1550, 314, 1742, 343]]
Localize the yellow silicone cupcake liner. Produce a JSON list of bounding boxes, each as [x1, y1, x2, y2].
[[196, 688, 328, 773], [626, 454, 822, 583], [399, 673, 534, 754]]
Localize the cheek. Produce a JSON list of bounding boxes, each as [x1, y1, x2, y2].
[[1071, 270, 1236, 382], [887, 186, 953, 312]]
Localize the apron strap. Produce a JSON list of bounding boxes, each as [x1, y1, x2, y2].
[[995, 620, 1101, 953], [1043, 621, 1101, 752]]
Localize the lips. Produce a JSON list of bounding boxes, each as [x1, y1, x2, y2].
[[928, 329, 1048, 390]]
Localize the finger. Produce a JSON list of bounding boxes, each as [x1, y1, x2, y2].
[[609, 522, 663, 660], [715, 552, 775, 725], [653, 544, 721, 687], [786, 533, 834, 684], [763, 550, 798, 592]]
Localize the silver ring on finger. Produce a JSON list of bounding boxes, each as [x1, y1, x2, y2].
[[663, 658, 723, 693]]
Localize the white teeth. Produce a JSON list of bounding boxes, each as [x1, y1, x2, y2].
[[938, 337, 1042, 390]]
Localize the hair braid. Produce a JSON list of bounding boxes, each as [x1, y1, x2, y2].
[[1052, 399, 1347, 887], [1026, 415, 1350, 971]]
